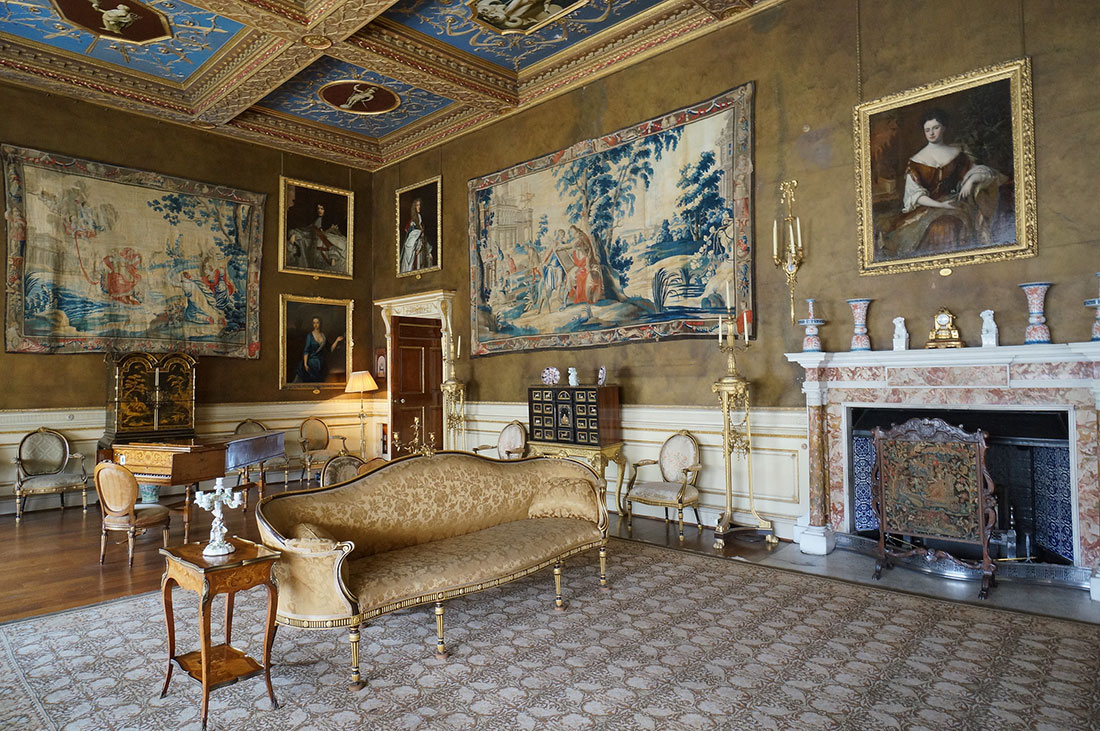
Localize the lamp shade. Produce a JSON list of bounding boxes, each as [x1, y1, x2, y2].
[[345, 370, 379, 394]]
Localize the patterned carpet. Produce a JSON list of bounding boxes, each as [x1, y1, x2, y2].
[[3, 538, 1100, 730]]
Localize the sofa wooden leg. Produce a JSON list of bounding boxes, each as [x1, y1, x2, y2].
[[434, 602, 448, 659], [348, 624, 365, 691], [599, 546, 609, 590], [553, 562, 566, 611]]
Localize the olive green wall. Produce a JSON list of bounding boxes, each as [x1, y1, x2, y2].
[[371, 0, 1100, 408], [0, 83, 376, 410]]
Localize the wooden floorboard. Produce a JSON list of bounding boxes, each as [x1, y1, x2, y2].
[[0, 485, 272, 623], [0, 490, 778, 624]]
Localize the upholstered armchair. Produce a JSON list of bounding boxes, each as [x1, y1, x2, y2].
[[620, 430, 703, 540], [299, 417, 348, 484], [93, 462, 171, 567], [472, 420, 528, 460], [319, 454, 365, 487], [12, 427, 88, 521]]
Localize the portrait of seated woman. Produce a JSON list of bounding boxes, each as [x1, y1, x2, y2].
[[874, 108, 1011, 262]]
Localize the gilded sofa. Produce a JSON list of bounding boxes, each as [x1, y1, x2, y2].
[[256, 451, 608, 689]]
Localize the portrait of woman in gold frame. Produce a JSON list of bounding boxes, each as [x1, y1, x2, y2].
[[395, 176, 441, 279], [279, 294, 353, 390], [278, 177, 354, 280], [854, 58, 1035, 276]]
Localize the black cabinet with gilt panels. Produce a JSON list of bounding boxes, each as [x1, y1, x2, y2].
[[528, 386, 621, 446], [98, 352, 197, 457]]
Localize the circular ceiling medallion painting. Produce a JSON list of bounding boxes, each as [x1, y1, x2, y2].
[[50, 0, 172, 44], [318, 81, 402, 116]]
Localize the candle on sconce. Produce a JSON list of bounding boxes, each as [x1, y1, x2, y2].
[[796, 217, 802, 248], [788, 221, 796, 258], [457, 335, 461, 358], [772, 220, 778, 259]]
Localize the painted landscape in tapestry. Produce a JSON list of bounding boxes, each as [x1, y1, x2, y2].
[[4, 148, 263, 357], [469, 87, 753, 354]]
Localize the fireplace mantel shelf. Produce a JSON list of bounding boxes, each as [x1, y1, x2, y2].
[[785, 341, 1100, 370]]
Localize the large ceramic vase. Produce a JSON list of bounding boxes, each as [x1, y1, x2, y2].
[[1084, 273, 1100, 342], [797, 298, 825, 352], [1019, 282, 1052, 345], [847, 298, 872, 351]]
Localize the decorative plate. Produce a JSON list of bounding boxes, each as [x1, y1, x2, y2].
[[541, 366, 560, 385], [597, 365, 606, 386]]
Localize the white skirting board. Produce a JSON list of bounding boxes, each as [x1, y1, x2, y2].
[[3, 399, 812, 540], [465, 401, 811, 541]]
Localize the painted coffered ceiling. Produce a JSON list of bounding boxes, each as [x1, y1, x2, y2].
[[0, 0, 768, 170]]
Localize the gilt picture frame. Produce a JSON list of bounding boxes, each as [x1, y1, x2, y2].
[[279, 177, 354, 279], [854, 58, 1035, 276], [395, 176, 441, 278], [279, 294, 353, 390]]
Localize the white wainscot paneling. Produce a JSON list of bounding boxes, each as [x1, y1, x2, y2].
[[465, 402, 810, 540], [0, 399, 387, 516]]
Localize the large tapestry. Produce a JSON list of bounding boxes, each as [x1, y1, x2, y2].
[[468, 84, 754, 355], [3, 145, 265, 358]]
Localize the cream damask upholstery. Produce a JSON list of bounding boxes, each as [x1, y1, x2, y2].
[[472, 420, 528, 460], [319, 454, 365, 487], [257, 451, 608, 690], [12, 427, 87, 521], [622, 429, 703, 541]]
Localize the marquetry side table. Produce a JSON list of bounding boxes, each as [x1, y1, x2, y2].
[[160, 537, 280, 731]]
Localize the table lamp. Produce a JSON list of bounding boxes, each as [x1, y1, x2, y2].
[[345, 370, 379, 459]]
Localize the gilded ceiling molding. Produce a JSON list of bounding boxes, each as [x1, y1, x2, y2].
[[186, 0, 310, 35], [187, 34, 293, 110], [195, 43, 322, 122], [690, 0, 756, 21], [331, 39, 511, 108], [0, 45, 195, 116], [229, 109, 385, 165], [517, 3, 718, 103], [347, 23, 518, 104]]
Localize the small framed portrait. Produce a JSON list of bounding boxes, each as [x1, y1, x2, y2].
[[279, 177, 354, 279], [279, 294, 353, 390], [854, 58, 1035, 275], [395, 176, 441, 278], [374, 347, 387, 379]]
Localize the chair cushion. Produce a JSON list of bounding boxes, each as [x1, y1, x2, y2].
[[103, 503, 169, 529], [628, 481, 699, 505], [17, 474, 85, 492], [345, 518, 601, 613], [304, 450, 340, 464], [528, 478, 598, 520]]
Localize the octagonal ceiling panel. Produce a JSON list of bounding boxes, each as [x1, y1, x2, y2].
[[380, 0, 669, 71], [254, 56, 454, 138], [0, 0, 246, 82]]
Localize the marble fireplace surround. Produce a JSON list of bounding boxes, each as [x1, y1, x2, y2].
[[785, 343, 1100, 577]]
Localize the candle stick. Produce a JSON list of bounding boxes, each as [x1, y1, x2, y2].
[[796, 217, 802, 249], [788, 222, 796, 260], [772, 220, 778, 260], [457, 335, 461, 358], [725, 281, 731, 310], [717, 315, 723, 346]]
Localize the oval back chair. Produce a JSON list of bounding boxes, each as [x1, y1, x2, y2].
[[620, 429, 703, 541], [93, 462, 171, 567]]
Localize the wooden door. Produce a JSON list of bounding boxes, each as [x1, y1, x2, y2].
[[390, 316, 443, 457]]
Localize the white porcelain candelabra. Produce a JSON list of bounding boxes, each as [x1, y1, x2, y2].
[[195, 477, 243, 556]]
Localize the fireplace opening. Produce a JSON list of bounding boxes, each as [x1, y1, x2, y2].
[[850, 407, 1073, 567]]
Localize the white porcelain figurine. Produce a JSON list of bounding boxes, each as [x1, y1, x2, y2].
[[980, 309, 999, 347], [892, 317, 908, 351], [567, 367, 579, 386]]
